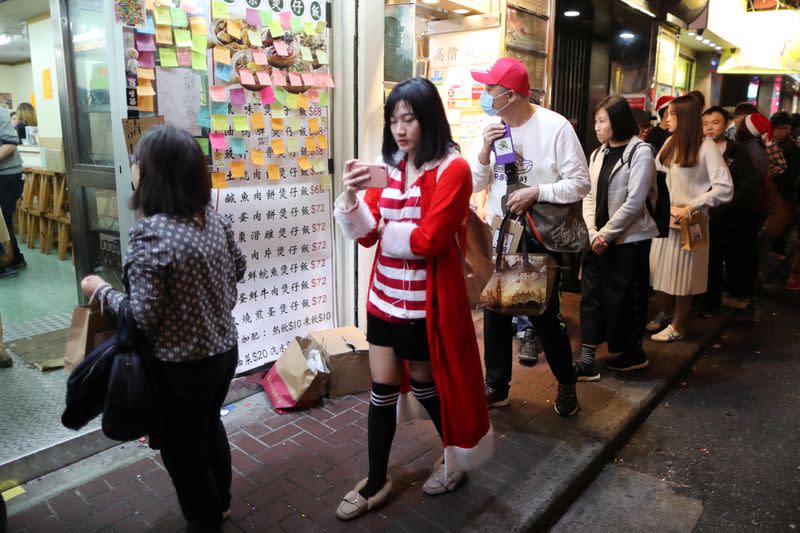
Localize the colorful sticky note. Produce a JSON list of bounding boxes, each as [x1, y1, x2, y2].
[[316, 21, 326, 34], [316, 135, 328, 149], [287, 116, 301, 130], [192, 50, 207, 70], [297, 94, 309, 109], [215, 62, 232, 81], [181, 0, 197, 14], [312, 72, 326, 86], [307, 89, 320, 103], [190, 16, 206, 34], [253, 49, 268, 65], [211, 114, 228, 131], [272, 117, 285, 130], [279, 12, 292, 29], [230, 160, 245, 177], [271, 106, 286, 119], [256, 71, 271, 86], [308, 118, 320, 133], [153, 6, 171, 25], [246, 8, 261, 27], [305, 136, 317, 151], [213, 46, 231, 64], [267, 163, 280, 180], [286, 93, 299, 109], [191, 33, 207, 53], [177, 48, 192, 66], [211, 101, 228, 114], [209, 85, 227, 102], [141, 16, 156, 35], [320, 174, 332, 190], [159, 47, 178, 67], [251, 112, 265, 130], [269, 19, 283, 38], [155, 25, 173, 45], [260, 11, 272, 27], [300, 46, 313, 62], [137, 67, 155, 80], [271, 138, 285, 155], [137, 81, 156, 96], [230, 138, 247, 155], [212, 172, 227, 188], [196, 137, 210, 155], [315, 51, 329, 65], [324, 73, 335, 88], [259, 86, 275, 105], [291, 16, 302, 34], [135, 32, 156, 51], [233, 115, 249, 131], [271, 70, 287, 86], [312, 157, 327, 173], [138, 95, 154, 112], [251, 149, 265, 165], [272, 40, 289, 57], [209, 133, 228, 150], [174, 29, 192, 47], [247, 29, 261, 46], [287, 72, 302, 86], [139, 51, 156, 67], [229, 87, 245, 106], [170, 7, 188, 27], [197, 108, 210, 128], [212, 0, 229, 18], [227, 20, 242, 39], [303, 21, 316, 36], [285, 137, 301, 153], [239, 69, 256, 85], [319, 91, 329, 107], [298, 155, 312, 170]]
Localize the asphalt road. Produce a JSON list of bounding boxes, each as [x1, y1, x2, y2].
[[552, 291, 800, 532]]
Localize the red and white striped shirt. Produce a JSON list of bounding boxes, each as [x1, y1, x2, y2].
[[367, 160, 427, 322]]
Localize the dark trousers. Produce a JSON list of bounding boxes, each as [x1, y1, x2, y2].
[[705, 213, 759, 306], [150, 347, 238, 532], [484, 273, 575, 392], [580, 240, 651, 354], [0, 173, 23, 262]]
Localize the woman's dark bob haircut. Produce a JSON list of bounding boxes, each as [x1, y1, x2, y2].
[[382, 77, 457, 169], [595, 95, 639, 142], [131, 125, 211, 217]]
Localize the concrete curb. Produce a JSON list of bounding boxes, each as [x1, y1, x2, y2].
[[464, 309, 737, 532]]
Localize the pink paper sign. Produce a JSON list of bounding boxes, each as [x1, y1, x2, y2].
[[177, 49, 191, 66], [246, 8, 261, 27], [239, 69, 256, 85], [229, 87, 245, 106], [279, 11, 291, 29], [271, 70, 287, 86], [209, 85, 228, 102], [138, 51, 156, 67], [135, 32, 156, 52], [288, 72, 302, 86], [256, 71, 272, 85], [259, 86, 276, 105], [209, 133, 228, 151], [253, 49, 268, 65], [272, 40, 288, 56]]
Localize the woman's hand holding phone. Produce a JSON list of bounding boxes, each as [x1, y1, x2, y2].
[[342, 159, 371, 208]]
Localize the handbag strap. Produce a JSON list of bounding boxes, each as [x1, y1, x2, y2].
[[495, 211, 532, 271]]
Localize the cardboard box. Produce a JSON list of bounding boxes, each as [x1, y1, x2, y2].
[[308, 326, 371, 398]]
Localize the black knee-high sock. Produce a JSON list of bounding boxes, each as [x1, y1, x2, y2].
[[410, 378, 443, 440], [360, 382, 400, 498]]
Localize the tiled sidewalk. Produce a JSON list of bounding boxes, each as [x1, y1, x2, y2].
[[5, 293, 730, 532]]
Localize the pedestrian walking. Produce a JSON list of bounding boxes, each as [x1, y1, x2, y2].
[[0, 107, 25, 278], [468, 57, 590, 416], [577, 96, 659, 380], [332, 77, 491, 521], [698, 106, 761, 312], [648, 96, 733, 342], [79, 125, 247, 532]]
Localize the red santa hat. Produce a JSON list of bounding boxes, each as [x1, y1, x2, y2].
[[656, 95, 675, 111], [745, 113, 772, 141]]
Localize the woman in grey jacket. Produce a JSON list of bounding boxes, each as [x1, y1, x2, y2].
[[577, 96, 659, 380]]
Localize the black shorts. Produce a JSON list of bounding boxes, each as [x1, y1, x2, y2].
[[366, 313, 430, 361]]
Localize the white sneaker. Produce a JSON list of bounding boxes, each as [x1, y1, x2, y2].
[[650, 324, 685, 343], [646, 311, 674, 333], [423, 460, 464, 495]]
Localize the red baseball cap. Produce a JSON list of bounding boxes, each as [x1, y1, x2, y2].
[[470, 58, 531, 97]]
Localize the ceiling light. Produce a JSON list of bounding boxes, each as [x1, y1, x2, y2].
[[702, 38, 710, 44], [688, 31, 695, 36], [0, 34, 11, 47], [715, 46, 722, 50], [422, 0, 439, 3], [620, 32, 635, 39], [564, 10, 580, 17], [695, 35, 703, 41], [453, 8, 470, 14], [708, 41, 716, 47]]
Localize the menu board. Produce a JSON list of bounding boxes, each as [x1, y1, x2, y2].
[[122, 0, 336, 373]]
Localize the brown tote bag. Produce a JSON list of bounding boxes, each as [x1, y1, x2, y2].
[[64, 301, 115, 374]]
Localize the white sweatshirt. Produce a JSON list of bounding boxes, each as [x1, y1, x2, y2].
[[468, 106, 590, 222]]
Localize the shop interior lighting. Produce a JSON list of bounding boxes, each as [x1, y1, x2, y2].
[[688, 31, 696, 36], [0, 34, 11, 46], [453, 8, 470, 13], [702, 38, 710, 44], [715, 45, 722, 50], [422, 0, 440, 3], [695, 35, 704, 41], [564, 10, 581, 16], [620, 32, 635, 39]]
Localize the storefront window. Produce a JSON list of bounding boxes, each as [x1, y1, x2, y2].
[[67, 0, 113, 167]]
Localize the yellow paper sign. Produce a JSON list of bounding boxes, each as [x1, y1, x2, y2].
[[156, 25, 173, 45], [230, 160, 245, 178], [286, 93, 298, 109], [211, 172, 227, 189], [320, 174, 332, 190], [271, 138, 286, 154], [42, 68, 53, 100], [298, 155, 312, 170], [251, 149, 265, 165], [287, 116, 301, 130], [316, 135, 328, 149], [138, 67, 155, 80], [251, 113, 265, 130], [286, 137, 301, 153], [174, 29, 192, 47], [212, 0, 229, 18], [227, 19, 242, 39], [191, 33, 207, 53], [154, 5, 172, 25], [267, 163, 280, 180], [271, 117, 285, 130], [159, 47, 179, 67], [271, 107, 286, 119], [304, 136, 316, 151], [213, 46, 231, 65], [233, 115, 249, 131], [308, 118, 320, 134], [138, 95, 155, 112], [137, 81, 156, 96], [312, 157, 327, 173], [297, 94, 309, 109], [190, 16, 207, 34], [211, 114, 228, 131], [247, 29, 261, 46]]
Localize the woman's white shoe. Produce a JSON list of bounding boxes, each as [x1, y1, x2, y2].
[[423, 460, 464, 495], [650, 324, 685, 343]]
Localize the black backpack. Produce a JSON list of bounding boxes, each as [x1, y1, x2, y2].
[[627, 142, 670, 238]]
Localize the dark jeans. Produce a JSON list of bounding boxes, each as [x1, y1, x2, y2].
[[150, 347, 238, 532], [705, 213, 759, 307], [0, 173, 23, 262], [484, 273, 576, 393]]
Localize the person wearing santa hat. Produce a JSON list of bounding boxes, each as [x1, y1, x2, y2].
[[646, 95, 674, 153]]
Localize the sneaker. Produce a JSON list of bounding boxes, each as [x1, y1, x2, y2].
[[606, 351, 649, 372], [0, 268, 17, 279], [721, 295, 751, 309], [554, 383, 578, 417], [518, 329, 538, 366], [646, 311, 673, 332], [574, 361, 600, 382], [650, 324, 685, 343], [783, 277, 800, 291], [485, 384, 509, 408]]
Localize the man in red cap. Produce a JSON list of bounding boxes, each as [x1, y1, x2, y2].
[[645, 95, 674, 153], [468, 57, 590, 417]]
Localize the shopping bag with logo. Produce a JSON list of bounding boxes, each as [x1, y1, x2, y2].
[[478, 211, 557, 316], [64, 300, 115, 374], [262, 336, 330, 413], [679, 211, 708, 251]]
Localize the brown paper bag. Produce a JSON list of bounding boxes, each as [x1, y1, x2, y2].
[[680, 212, 708, 251], [262, 337, 330, 412], [64, 302, 115, 374]]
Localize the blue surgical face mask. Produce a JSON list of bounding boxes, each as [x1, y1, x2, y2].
[[480, 90, 511, 116]]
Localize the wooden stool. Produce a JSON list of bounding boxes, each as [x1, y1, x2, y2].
[[16, 169, 36, 241], [45, 173, 70, 258], [37, 173, 56, 253]]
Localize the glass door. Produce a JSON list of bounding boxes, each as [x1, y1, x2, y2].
[[52, 0, 124, 293]]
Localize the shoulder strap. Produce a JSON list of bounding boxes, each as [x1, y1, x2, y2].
[[590, 147, 602, 164], [626, 141, 654, 169]]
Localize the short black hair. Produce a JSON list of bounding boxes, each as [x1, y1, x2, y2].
[[734, 102, 759, 117], [703, 106, 730, 122], [771, 111, 792, 128], [382, 77, 456, 169], [595, 95, 638, 142], [131, 125, 211, 217], [688, 90, 706, 109], [9, 111, 15, 117]]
